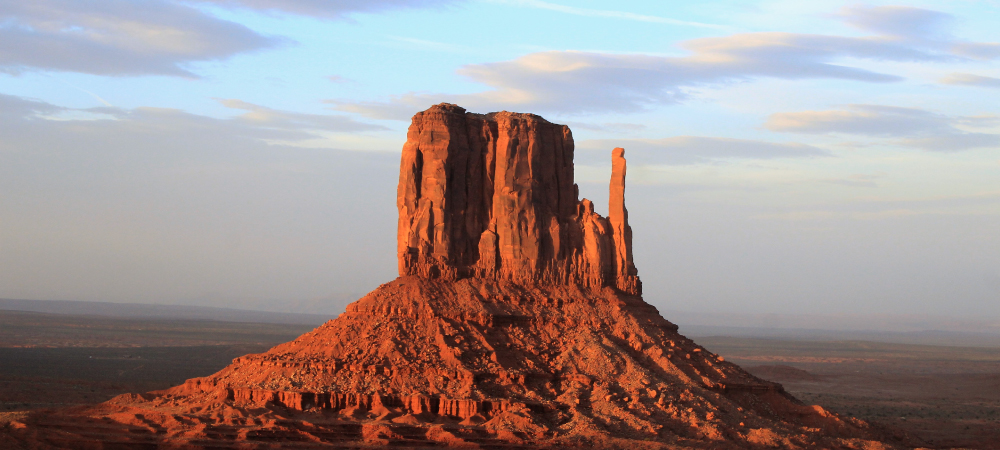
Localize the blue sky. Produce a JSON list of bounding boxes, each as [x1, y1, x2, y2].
[[1, 0, 998, 317]]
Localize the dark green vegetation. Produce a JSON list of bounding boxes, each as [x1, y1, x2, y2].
[[699, 336, 1000, 449], [0, 309, 316, 411]]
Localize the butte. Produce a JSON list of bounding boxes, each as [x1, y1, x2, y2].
[[2, 104, 897, 449]]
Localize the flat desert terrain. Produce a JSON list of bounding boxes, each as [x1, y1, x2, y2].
[[2, 306, 999, 449], [0, 309, 315, 411], [699, 336, 1000, 449]]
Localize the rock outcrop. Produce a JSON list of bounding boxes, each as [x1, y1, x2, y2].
[[2, 104, 897, 450], [398, 103, 640, 295]]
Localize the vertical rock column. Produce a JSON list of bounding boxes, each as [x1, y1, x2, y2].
[[608, 148, 641, 295]]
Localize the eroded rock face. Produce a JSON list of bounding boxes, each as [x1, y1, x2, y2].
[[398, 103, 641, 295]]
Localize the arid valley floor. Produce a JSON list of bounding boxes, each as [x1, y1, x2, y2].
[[1, 305, 998, 449]]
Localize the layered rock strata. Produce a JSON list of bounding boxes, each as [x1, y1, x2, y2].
[[398, 103, 641, 295]]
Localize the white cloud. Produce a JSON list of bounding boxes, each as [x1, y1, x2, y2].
[[576, 136, 830, 165], [0, 0, 456, 76], [765, 105, 1000, 152], [0, 0, 285, 76], [336, 6, 999, 117]]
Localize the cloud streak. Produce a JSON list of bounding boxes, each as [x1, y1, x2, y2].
[[0, 0, 284, 76], [838, 5, 952, 41], [577, 137, 830, 165], [940, 73, 1000, 88], [0, 0, 456, 76], [216, 98, 386, 134], [766, 105, 1000, 152], [0, 94, 384, 151], [185, 0, 456, 19], [336, 6, 1000, 117], [491, 0, 726, 30]]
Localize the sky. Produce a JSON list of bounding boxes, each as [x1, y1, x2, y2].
[[0, 0, 998, 318]]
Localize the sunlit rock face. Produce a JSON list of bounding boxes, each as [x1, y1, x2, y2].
[[397, 103, 640, 295]]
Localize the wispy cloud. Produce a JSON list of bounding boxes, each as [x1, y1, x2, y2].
[[837, 5, 953, 41], [185, 0, 457, 19], [335, 6, 1000, 117], [47, 75, 114, 107], [564, 121, 647, 134], [0, 0, 282, 77], [490, 0, 726, 30], [576, 136, 830, 165], [766, 105, 1000, 152], [0, 0, 457, 76], [940, 73, 1000, 88], [0, 93, 390, 156], [216, 98, 387, 133]]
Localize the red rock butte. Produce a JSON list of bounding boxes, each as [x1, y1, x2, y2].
[[398, 104, 640, 295], [1, 104, 897, 450]]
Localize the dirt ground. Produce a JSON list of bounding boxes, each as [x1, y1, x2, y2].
[[698, 336, 1000, 449]]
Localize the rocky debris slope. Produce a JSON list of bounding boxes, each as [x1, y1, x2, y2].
[[1, 104, 897, 449], [5, 276, 891, 449]]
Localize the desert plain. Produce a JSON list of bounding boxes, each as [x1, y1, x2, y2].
[[2, 304, 998, 449]]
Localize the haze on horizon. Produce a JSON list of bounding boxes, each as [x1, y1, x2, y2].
[[0, 0, 997, 319]]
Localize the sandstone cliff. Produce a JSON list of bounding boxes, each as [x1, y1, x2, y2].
[[1, 104, 897, 450], [397, 103, 641, 295]]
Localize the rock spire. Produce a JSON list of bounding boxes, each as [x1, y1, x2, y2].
[[397, 103, 641, 295]]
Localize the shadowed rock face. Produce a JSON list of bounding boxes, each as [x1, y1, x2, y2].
[[397, 103, 641, 295]]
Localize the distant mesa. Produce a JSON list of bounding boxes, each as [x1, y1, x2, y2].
[[2, 104, 896, 449], [397, 103, 640, 295]]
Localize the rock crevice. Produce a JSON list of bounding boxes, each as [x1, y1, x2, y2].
[[397, 103, 641, 295]]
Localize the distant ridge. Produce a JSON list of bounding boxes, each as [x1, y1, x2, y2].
[[667, 310, 1000, 347], [0, 298, 328, 325]]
